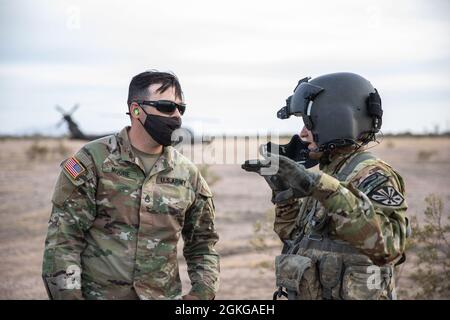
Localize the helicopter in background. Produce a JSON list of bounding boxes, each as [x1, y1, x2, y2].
[[55, 104, 210, 146], [55, 104, 113, 141]]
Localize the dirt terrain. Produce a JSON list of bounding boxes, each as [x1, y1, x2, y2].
[[0, 136, 449, 299]]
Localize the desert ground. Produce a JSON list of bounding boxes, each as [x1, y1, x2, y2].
[[0, 136, 449, 299]]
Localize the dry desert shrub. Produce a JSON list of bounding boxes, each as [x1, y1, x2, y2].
[[26, 139, 70, 160], [54, 140, 71, 157], [386, 140, 395, 149], [250, 208, 279, 252], [25, 140, 50, 160], [417, 150, 438, 161], [398, 194, 450, 299]]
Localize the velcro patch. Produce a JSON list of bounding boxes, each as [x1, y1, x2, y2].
[[368, 185, 404, 206], [156, 176, 188, 187], [63, 157, 86, 179], [358, 172, 389, 195]]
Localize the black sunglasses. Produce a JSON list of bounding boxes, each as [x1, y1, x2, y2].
[[134, 100, 186, 115]]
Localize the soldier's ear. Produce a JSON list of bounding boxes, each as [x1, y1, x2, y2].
[[128, 103, 140, 118]]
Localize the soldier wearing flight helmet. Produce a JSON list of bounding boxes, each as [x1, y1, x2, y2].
[[244, 72, 409, 300]]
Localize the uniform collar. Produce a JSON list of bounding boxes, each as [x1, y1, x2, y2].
[[117, 126, 135, 163], [116, 126, 175, 174]]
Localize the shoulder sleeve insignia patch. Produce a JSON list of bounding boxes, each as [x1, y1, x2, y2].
[[357, 172, 389, 195], [368, 185, 404, 206], [63, 157, 86, 179]]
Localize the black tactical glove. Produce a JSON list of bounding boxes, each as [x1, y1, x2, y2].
[[264, 175, 294, 204], [269, 153, 322, 200], [241, 135, 320, 203]]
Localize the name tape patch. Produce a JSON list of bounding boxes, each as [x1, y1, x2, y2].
[[156, 176, 187, 187]]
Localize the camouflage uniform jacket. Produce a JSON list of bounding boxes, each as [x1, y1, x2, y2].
[[273, 150, 408, 299], [42, 127, 220, 300]]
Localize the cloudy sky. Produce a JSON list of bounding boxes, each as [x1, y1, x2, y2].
[[0, 0, 449, 136]]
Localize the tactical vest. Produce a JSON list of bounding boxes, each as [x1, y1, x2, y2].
[[274, 152, 396, 300]]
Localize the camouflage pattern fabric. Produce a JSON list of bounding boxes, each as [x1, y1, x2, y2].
[[42, 127, 220, 300], [273, 150, 408, 299]]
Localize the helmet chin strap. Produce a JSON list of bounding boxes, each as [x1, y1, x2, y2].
[[302, 137, 361, 167], [304, 144, 330, 168], [318, 142, 364, 171]]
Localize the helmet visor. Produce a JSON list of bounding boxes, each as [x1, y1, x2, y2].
[[277, 81, 324, 128]]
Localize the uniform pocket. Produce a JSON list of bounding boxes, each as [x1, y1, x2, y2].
[[318, 254, 343, 299], [145, 182, 195, 235], [152, 184, 192, 217], [340, 265, 388, 300], [275, 254, 320, 300]]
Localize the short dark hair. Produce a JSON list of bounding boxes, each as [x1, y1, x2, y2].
[[127, 70, 183, 106]]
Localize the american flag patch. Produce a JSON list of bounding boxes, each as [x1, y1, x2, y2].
[[64, 157, 85, 179]]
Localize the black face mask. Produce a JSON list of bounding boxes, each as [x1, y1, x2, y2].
[[139, 109, 182, 146]]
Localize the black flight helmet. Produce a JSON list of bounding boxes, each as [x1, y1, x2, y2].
[[277, 72, 383, 151]]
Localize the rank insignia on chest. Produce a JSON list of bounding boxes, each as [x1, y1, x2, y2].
[[64, 157, 86, 179]]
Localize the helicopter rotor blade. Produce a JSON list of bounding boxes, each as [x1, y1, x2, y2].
[[56, 119, 65, 128], [55, 105, 66, 115], [68, 103, 80, 116]]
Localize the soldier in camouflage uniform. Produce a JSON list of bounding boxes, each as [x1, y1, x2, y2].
[[244, 72, 409, 300], [42, 71, 220, 300]]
